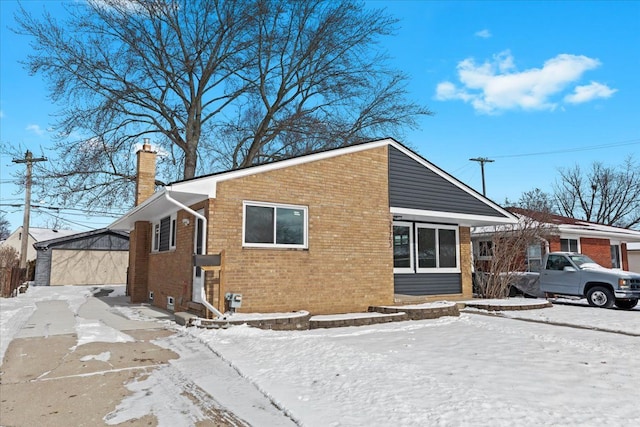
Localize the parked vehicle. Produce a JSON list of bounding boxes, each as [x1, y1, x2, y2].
[[539, 252, 640, 309]]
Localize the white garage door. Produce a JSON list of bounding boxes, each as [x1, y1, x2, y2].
[[50, 249, 128, 286]]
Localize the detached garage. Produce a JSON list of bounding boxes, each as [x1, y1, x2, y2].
[[33, 229, 129, 286]]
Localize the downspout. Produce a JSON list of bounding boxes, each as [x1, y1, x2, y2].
[[163, 191, 224, 318], [536, 236, 550, 255]]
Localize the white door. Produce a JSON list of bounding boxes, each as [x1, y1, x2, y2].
[[192, 210, 204, 302]]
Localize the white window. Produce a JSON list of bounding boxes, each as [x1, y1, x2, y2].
[[527, 244, 542, 272], [393, 222, 460, 274], [152, 213, 177, 252], [476, 240, 494, 260], [243, 201, 308, 249], [560, 238, 579, 252], [393, 222, 413, 273], [415, 224, 460, 273], [610, 243, 621, 269]]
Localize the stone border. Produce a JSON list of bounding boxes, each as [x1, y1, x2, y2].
[[370, 304, 460, 320], [462, 301, 552, 311], [309, 312, 407, 329], [177, 302, 462, 330]]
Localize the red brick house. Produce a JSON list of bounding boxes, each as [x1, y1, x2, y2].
[[109, 138, 517, 316], [472, 207, 640, 272]]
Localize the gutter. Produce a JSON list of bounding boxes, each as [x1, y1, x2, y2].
[[163, 191, 224, 319]]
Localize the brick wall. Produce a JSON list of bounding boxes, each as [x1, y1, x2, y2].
[[145, 203, 210, 313], [459, 227, 473, 298], [135, 145, 156, 206], [580, 237, 612, 268], [549, 235, 613, 268], [204, 146, 394, 315], [128, 221, 150, 303]]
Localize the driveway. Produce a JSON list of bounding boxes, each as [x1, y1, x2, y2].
[[0, 286, 294, 426]]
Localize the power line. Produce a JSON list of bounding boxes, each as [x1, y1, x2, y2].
[[488, 138, 640, 159]]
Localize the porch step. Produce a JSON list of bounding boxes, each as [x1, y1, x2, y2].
[[174, 311, 197, 326]]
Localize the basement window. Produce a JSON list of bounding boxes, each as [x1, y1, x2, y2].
[[243, 201, 308, 249]]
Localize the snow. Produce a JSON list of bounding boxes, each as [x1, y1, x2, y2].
[[2, 287, 639, 426]]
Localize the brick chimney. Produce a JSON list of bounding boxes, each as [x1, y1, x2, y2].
[[135, 138, 157, 206]]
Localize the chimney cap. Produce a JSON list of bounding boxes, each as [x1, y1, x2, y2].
[[140, 138, 154, 153]]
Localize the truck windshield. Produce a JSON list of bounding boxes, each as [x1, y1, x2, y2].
[[568, 254, 600, 268]]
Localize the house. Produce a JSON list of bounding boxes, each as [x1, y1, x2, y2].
[[472, 208, 640, 272], [1, 227, 81, 263], [109, 138, 517, 316], [33, 228, 129, 286]]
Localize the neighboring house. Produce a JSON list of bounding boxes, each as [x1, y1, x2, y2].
[[109, 138, 517, 316], [628, 242, 640, 273], [33, 228, 129, 286], [1, 227, 80, 262], [472, 208, 640, 272]]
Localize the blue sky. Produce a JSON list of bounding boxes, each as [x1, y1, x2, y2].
[[1, 0, 639, 232]]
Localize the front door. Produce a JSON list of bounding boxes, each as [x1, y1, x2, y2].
[[192, 210, 204, 303]]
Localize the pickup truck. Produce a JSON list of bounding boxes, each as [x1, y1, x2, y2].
[[539, 252, 640, 309]]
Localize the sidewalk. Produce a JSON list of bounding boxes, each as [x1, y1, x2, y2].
[[0, 288, 250, 426]]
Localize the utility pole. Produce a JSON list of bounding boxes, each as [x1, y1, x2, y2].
[[12, 150, 47, 269], [469, 157, 494, 197]]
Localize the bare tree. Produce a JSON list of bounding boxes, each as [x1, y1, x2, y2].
[[474, 210, 556, 299], [505, 188, 557, 213], [0, 215, 11, 240], [13, 0, 431, 214], [0, 247, 19, 269], [554, 156, 640, 229]]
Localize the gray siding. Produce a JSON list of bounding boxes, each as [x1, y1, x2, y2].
[[388, 146, 507, 217], [394, 273, 462, 296], [34, 250, 53, 286]]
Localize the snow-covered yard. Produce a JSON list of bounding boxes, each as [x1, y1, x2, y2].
[[2, 286, 639, 426]]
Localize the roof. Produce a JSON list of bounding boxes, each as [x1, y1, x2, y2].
[[25, 227, 82, 242], [109, 138, 517, 230], [33, 228, 129, 250], [473, 207, 640, 243]]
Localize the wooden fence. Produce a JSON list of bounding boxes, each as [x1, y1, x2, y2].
[[0, 267, 27, 298]]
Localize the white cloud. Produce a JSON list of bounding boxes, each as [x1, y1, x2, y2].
[[26, 124, 45, 136], [564, 81, 617, 104], [475, 29, 492, 38], [435, 51, 614, 114]]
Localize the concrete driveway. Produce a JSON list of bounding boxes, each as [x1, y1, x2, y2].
[[0, 287, 248, 426]]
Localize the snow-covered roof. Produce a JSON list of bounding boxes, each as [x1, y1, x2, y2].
[[27, 227, 82, 242], [472, 208, 640, 242]]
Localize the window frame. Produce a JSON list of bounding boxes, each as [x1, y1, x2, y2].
[[560, 237, 580, 252], [476, 239, 494, 260], [393, 221, 414, 274], [151, 213, 177, 253], [526, 244, 543, 272], [392, 221, 461, 274], [415, 224, 460, 274], [610, 242, 622, 269], [242, 201, 308, 249]]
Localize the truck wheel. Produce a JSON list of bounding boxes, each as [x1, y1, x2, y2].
[[586, 286, 615, 308], [614, 299, 638, 310]]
